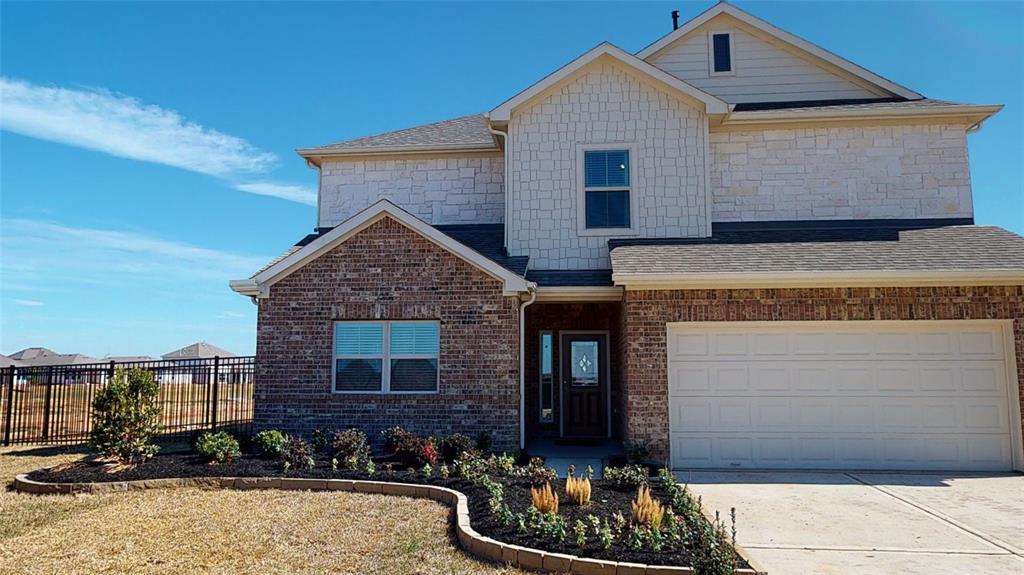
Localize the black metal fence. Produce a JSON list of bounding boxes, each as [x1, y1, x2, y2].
[[1, 356, 255, 446]]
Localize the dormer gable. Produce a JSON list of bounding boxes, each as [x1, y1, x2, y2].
[[639, 2, 922, 104]]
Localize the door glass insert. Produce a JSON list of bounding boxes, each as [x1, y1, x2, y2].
[[570, 340, 599, 386]]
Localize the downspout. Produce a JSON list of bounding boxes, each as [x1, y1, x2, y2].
[[487, 121, 510, 251], [518, 286, 537, 450]]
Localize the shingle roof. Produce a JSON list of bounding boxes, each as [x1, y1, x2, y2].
[[256, 222, 529, 280], [300, 114, 497, 156], [526, 270, 614, 287], [0, 354, 24, 368], [162, 342, 235, 360], [610, 225, 1024, 276]]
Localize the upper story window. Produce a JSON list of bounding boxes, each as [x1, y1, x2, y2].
[[583, 149, 631, 229], [710, 32, 734, 75], [333, 320, 439, 394]]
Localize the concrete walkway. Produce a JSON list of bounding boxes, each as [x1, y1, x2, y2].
[[683, 470, 1024, 575]]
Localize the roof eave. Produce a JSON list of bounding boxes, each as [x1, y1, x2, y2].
[[612, 269, 1024, 290], [720, 104, 1003, 128], [297, 143, 500, 162]]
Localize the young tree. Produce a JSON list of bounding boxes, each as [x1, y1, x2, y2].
[[91, 367, 162, 464]]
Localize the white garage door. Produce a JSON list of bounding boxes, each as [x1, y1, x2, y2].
[[668, 321, 1017, 471]]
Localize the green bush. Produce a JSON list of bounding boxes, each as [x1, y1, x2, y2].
[[195, 431, 241, 464], [332, 428, 371, 468], [440, 433, 475, 462], [602, 465, 648, 491], [280, 436, 315, 470], [90, 367, 162, 464], [253, 429, 288, 458]]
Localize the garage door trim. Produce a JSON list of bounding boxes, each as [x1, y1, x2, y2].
[[665, 320, 1023, 471]]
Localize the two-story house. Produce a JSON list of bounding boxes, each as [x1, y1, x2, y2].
[[231, 3, 1024, 472]]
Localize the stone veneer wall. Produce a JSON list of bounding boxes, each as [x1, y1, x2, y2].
[[255, 216, 521, 451], [710, 124, 973, 221], [508, 60, 709, 270], [621, 286, 1024, 462], [318, 155, 504, 227]]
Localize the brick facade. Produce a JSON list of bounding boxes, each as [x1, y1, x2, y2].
[[255, 216, 521, 451], [621, 286, 1024, 463]]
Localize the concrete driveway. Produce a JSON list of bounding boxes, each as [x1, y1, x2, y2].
[[683, 470, 1024, 575]]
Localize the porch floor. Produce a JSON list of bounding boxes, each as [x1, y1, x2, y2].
[[525, 438, 623, 478]]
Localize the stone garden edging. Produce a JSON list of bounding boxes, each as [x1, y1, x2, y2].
[[13, 474, 767, 575]]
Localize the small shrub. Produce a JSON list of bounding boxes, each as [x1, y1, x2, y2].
[[331, 428, 371, 463], [381, 426, 407, 453], [280, 436, 315, 470], [599, 518, 614, 549], [486, 453, 515, 475], [421, 463, 433, 478], [512, 456, 558, 485], [603, 464, 648, 491], [573, 519, 587, 547], [195, 431, 241, 464], [656, 466, 677, 492], [631, 485, 665, 530], [90, 367, 161, 464], [625, 524, 646, 551], [535, 512, 567, 544], [312, 428, 333, 452], [439, 464, 450, 479], [253, 429, 288, 458], [691, 509, 737, 575], [530, 482, 559, 514], [382, 426, 436, 467], [475, 430, 492, 453], [364, 459, 376, 475], [565, 474, 592, 506], [440, 433, 475, 462], [583, 465, 595, 480], [624, 440, 651, 464], [453, 450, 488, 481]]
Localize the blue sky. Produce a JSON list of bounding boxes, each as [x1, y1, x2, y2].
[[1, 1, 1021, 358]]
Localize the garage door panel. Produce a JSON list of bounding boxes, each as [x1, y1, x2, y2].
[[667, 322, 1015, 471]]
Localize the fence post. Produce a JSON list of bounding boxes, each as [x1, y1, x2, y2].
[[210, 356, 220, 430], [3, 367, 14, 446], [41, 366, 54, 441], [108, 360, 116, 380]]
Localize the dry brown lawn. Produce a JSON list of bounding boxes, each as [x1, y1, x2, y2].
[[0, 445, 533, 575]]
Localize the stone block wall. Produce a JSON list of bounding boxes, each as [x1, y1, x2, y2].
[[710, 123, 973, 221], [318, 155, 504, 227]]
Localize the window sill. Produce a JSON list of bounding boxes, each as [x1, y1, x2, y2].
[[331, 390, 440, 396], [577, 227, 639, 237]]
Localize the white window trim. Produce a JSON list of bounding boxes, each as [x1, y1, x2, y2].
[[708, 30, 735, 77], [576, 142, 639, 237], [332, 320, 440, 395]]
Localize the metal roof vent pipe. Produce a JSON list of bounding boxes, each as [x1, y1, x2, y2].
[[672, 10, 680, 30]]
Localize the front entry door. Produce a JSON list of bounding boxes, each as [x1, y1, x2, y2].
[[561, 333, 608, 437]]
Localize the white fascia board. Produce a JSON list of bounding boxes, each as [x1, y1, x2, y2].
[[637, 2, 923, 100], [613, 269, 1024, 290], [534, 286, 624, 302], [722, 104, 1003, 127], [296, 143, 498, 163], [228, 279, 261, 296], [240, 199, 531, 297], [489, 42, 728, 121]]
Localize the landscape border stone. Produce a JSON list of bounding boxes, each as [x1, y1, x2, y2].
[[13, 473, 766, 575]]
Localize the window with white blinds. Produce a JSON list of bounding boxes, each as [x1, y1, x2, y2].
[[333, 321, 439, 393]]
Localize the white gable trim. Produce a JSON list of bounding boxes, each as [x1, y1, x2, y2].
[[230, 199, 533, 298], [637, 2, 923, 100], [489, 42, 729, 121]]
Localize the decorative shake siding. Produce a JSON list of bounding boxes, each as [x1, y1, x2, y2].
[[646, 23, 881, 103], [318, 155, 504, 228], [620, 286, 1024, 463], [255, 216, 521, 451], [508, 60, 709, 270], [710, 124, 973, 221]]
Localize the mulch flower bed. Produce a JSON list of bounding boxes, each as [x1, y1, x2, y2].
[[27, 451, 749, 570]]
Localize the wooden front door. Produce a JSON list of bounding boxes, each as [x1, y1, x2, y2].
[[560, 333, 608, 437]]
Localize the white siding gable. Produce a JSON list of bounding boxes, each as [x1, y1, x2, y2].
[[647, 21, 885, 104], [508, 59, 709, 270]]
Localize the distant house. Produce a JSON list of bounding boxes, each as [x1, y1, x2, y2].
[[102, 355, 156, 363], [161, 342, 235, 360], [0, 354, 24, 369], [8, 347, 100, 367]]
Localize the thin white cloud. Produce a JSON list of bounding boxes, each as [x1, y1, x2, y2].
[[0, 219, 269, 287], [235, 181, 317, 206], [0, 77, 314, 206], [0, 77, 275, 177], [13, 299, 44, 307], [216, 311, 246, 319]]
